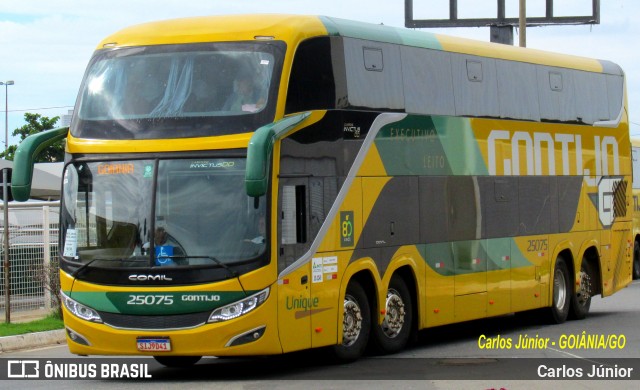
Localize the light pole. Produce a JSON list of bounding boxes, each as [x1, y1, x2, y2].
[[0, 80, 12, 322], [0, 80, 14, 154]]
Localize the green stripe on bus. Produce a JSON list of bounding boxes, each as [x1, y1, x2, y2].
[[375, 115, 488, 176], [421, 238, 533, 277], [67, 291, 251, 315], [319, 16, 442, 50]]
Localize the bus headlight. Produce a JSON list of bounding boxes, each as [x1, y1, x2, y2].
[[208, 288, 269, 323], [61, 290, 103, 323]]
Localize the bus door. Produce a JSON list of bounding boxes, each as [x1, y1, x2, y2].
[[277, 177, 312, 352], [452, 240, 488, 322], [448, 176, 487, 322]]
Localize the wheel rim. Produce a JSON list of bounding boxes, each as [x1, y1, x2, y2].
[[554, 268, 567, 310], [342, 294, 362, 347], [576, 269, 592, 306], [381, 288, 405, 338]]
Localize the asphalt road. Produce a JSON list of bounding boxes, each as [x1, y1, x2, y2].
[[1, 280, 639, 389]]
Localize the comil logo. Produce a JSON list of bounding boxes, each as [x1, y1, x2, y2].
[[128, 274, 173, 281], [8, 360, 40, 378]]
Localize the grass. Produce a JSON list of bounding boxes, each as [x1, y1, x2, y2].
[[0, 313, 64, 337]]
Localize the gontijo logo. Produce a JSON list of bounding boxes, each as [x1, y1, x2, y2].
[[487, 129, 625, 227], [487, 130, 619, 186]]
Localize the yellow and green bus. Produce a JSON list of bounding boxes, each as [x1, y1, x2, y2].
[[12, 14, 632, 366], [631, 137, 640, 279]]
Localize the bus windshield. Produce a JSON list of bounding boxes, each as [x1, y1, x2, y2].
[[60, 158, 267, 271], [72, 41, 284, 140]]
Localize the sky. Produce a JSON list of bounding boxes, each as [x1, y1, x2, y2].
[[1, 0, 639, 150]]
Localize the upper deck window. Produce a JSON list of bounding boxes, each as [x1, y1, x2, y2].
[[72, 41, 285, 140]]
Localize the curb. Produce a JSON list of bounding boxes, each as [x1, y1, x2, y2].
[[0, 329, 67, 353]]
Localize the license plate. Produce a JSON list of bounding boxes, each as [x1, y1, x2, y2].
[[137, 337, 171, 352]]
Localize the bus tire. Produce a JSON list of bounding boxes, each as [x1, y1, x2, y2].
[[570, 257, 592, 320], [331, 280, 371, 362], [153, 355, 201, 367], [633, 241, 640, 280], [547, 256, 570, 324], [370, 275, 412, 354]]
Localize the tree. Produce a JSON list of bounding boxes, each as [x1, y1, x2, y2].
[[32, 256, 63, 319], [0, 112, 64, 161]]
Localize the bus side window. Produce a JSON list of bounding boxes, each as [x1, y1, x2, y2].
[[285, 37, 336, 114], [279, 182, 311, 272], [282, 185, 307, 244], [633, 147, 640, 190]]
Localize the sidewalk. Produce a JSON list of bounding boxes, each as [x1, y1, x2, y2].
[[0, 309, 67, 353], [0, 329, 66, 353]]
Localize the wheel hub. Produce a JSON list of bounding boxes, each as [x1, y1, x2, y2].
[[381, 288, 405, 338], [576, 270, 592, 306], [554, 269, 567, 310], [342, 295, 362, 347]]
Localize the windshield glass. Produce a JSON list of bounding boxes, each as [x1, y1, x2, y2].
[[61, 158, 267, 270], [71, 41, 284, 139]]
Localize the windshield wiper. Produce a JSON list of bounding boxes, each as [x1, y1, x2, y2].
[[72, 257, 148, 278], [71, 255, 238, 279], [166, 255, 238, 278]]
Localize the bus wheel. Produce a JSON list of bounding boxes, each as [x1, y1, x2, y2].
[[570, 257, 592, 320], [370, 275, 412, 354], [547, 256, 570, 324], [331, 281, 371, 362], [633, 241, 640, 280], [153, 356, 201, 367]]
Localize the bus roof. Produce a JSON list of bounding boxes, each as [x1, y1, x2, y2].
[[97, 14, 327, 50], [97, 14, 619, 75]]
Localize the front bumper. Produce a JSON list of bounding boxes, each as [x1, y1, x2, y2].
[[62, 293, 281, 357]]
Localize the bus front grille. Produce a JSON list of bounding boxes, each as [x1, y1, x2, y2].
[[98, 310, 211, 330]]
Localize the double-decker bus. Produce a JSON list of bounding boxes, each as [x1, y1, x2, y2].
[[12, 14, 632, 366]]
